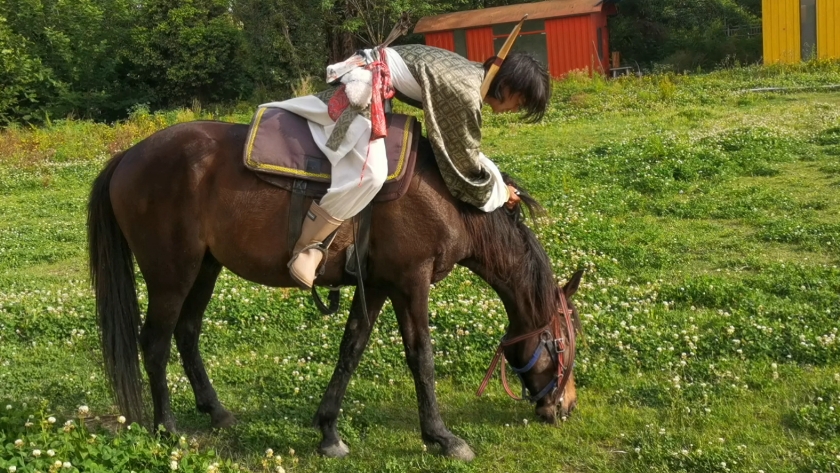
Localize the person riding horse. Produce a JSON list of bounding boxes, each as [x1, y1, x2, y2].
[[264, 43, 552, 289]]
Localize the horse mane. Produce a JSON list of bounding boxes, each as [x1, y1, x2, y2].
[[458, 176, 560, 329], [413, 136, 578, 330]]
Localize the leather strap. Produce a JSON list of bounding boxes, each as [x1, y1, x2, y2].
[[287, 180, 308, 253], [312, 287, 341, 314], [475, 291, 576, 404]]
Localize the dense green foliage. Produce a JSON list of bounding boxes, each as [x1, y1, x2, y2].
[[609, 0, 763, 72], [0, 17, 59, 125], [0, 0, 766, 126], [1, 62, 839, 471]]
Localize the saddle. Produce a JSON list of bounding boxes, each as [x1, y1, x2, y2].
[[243, 106, 421, 202], [242, 106, 421, 315]]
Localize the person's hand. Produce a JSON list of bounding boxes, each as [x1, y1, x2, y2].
[[505, 185, 521, 209]]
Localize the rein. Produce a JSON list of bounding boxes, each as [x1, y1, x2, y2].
[[476, 290, 576, 403]]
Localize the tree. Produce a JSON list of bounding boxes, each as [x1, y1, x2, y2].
[[608, 0, 762, 71], [321, 0, 476, 61], [0, 15, 61, 125], [0, 0, 139, 120], [128, 0, 249, 108], [232, 0, 327, 100]]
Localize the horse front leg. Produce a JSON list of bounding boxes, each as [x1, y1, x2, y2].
[[314, 285, 387, 458], [392, 287, 476, 461]]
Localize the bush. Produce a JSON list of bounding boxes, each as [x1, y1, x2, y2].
[[0, 17, 62, 126]]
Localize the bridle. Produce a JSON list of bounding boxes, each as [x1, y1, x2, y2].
[[476, 289, 576, 403]]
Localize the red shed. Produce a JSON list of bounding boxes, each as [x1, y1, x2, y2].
[[414, 0, 619, 78]]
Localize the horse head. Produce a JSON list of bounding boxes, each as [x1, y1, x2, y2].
[[464, 181, 584, 424]]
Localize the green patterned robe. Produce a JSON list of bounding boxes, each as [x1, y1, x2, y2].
[[391, 44, 493, 208]]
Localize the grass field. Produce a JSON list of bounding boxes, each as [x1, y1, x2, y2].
[[1, 62, 840, 472]]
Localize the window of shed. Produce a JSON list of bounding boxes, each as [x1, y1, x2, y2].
[[492, 20, 546, 36], [491, 20, 548, 66], [453, 29, 468, 58], [492, 33, 548, 68], [800, 0, 817, 60]]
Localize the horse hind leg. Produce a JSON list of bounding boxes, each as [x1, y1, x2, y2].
[[173, 252, 236, 428], [139, 251, 204, 433]]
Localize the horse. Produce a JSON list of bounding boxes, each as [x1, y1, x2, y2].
[[87, 119, 583, 461]]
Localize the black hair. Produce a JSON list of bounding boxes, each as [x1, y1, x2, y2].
[[483, 53, 551, 123]]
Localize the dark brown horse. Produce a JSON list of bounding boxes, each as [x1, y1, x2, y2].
[[87, 120, 582, 460]]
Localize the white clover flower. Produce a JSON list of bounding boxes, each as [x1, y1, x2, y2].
[[117, 415, 126, 424], [14, 439, 23, 447], [5, 405, 11, 410], [78, 405, 89, 415], [33, 449, 41, 457], [47, 449, 55, 457], [275, 467, 285, 473], [24, 422, 33, 428], [265, 448, 274, 458], [63, 461, 72, 469], [53, 461, 62, 469], [47, 416, 56, 424], [634, 447, 641, 453], [170, 460, 178, 470], [288, 448, 295, 456], [8, 466, 17, 472]]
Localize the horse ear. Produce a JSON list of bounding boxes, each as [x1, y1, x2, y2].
[[562, 269, 584, 298]]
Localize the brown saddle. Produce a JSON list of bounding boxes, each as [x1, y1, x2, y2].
[[243, 106, 421, 201]]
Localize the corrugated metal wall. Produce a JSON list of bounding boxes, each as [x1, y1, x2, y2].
[[545, 15, 597, 77], [817, 0, 840, 59], [466, 27, 496, 62], [424, 32, 455, 51], [762, 0, 801, 63]]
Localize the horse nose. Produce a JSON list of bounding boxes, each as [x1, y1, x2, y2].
[[560, 400, 577, 418], [535, 405, 556, 424]]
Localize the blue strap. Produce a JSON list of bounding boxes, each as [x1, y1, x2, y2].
[[528, 377, 558, 402], [510, 343, 543, 374]]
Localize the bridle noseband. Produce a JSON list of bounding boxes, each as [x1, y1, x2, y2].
[[476, 290, 576, 403]]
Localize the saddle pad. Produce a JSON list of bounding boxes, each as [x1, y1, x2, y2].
[[244, 107, 420, 202]]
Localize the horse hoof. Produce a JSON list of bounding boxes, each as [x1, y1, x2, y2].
[[443, 440, 475, 462], [210, 410, 237, 429], [319, 440, 350, 458]]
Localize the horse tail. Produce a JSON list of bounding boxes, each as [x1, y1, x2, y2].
[[88, 151, 144, 424]]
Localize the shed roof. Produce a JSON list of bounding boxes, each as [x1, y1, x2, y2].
[[414, 0, 609, 34]]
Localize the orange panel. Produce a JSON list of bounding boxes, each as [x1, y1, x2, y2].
[[466, 27, 495, 62], [546, 15, 598, 77], [425, 32, 455, 51]]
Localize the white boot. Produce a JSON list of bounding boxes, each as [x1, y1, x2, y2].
[[288, 202, 343, 289]]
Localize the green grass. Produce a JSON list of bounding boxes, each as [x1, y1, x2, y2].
[[2, 63, 840, 472]]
